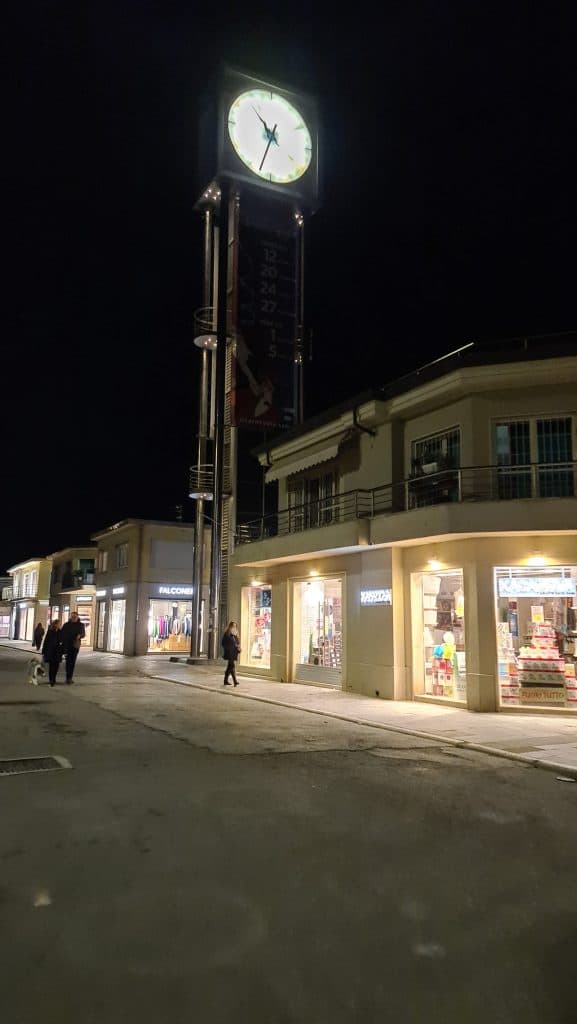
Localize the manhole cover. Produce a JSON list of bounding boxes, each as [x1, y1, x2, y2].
[[0, 756, 71, 777]]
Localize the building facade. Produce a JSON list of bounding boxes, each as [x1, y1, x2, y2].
[[230, 341, 577, 713], [91, 519, 210, 656], [47, 547, 97, 646], [6, 558, 53, 641]]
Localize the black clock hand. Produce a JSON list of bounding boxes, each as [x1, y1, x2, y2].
[[252, 105, 269, 132], [259, 123, 277, 171]]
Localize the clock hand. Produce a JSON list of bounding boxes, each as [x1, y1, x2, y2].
[[252, 105, 269, 132], [259, 123, 277, 171]]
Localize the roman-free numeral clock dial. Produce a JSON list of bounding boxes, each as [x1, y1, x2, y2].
[[228, 89, 313, 184]]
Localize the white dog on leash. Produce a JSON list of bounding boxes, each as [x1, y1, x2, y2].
[[28, 657, 46, 686]]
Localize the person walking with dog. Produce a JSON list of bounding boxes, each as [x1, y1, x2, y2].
[[42, 620, 63, 687], [221, 621, 241, 687], [59, 611, 85, 685]]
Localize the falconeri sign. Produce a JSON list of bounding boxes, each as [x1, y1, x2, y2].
[[154, 585, 194, 598]]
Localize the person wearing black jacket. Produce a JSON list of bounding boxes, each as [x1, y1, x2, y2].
[[42, 621, 63, 686], [59, 611, 86, 684], [221, 621, 241, 687], [33, 622, 45, 651]]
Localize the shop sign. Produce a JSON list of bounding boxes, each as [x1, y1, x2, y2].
[[154, 585, 193, 597], [76, 596, 93, 604], [112, 586, 125, 596], [95, 589, 107, 598], [360, 588, 392, 606], [498, 577, 576, 599]]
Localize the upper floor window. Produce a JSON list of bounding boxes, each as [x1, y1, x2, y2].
[[115, 543, 129, 569], [409, 428, 461, 508], [496, 417, 574, 498], [21, 570, 38, 597], [288, 470, 338, 532], [97, 550, 109, 573]]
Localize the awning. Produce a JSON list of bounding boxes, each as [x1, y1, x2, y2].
[[265, 437, 343, 483]]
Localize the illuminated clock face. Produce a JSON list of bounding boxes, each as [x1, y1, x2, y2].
[[227, 89, 312, 184]]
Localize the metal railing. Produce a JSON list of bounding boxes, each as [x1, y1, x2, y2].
[[235, 461, 576, 545]]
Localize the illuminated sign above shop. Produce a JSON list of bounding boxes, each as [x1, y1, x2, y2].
[[360, 588, 392, 606], [95, 589, 106, 598], [155, 585, 193, 598], [498, 577, 576, 599], [112, 586, 126, 596]]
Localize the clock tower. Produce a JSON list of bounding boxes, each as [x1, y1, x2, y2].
[[190, 67, 320, 659]]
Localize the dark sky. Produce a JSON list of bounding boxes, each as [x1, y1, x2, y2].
[[4, 2, 576, 570]]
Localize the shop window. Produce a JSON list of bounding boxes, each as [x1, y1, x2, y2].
[[418, 569, 466, 701], [293, 577, 343, 686], [115, 543, 129, 569], [495, 566, 577, 708], [109, 599, 126, 652], [0, 614, 10, 638], [96, 601, 107, 649], [148, 599, 192, 654], [409, 428, 461, 508], [240, 586, 271, 669], [288, 470, 338, 532]]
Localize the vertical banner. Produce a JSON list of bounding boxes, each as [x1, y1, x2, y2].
[[234, 222, 298, 430]]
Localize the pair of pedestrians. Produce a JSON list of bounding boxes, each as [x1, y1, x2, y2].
[[42, 612, 85, 686]]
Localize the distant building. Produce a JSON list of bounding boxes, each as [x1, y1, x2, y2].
[[230, 336, 577, 713], [0, 576, 12, 637], [6, 558, 53, 641], [91, 519, 210, 656], [47, 547, 97, 646]]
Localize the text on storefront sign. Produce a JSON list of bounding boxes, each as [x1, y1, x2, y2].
[[360, 588, 392, 606], [498, 577, 576, 599]]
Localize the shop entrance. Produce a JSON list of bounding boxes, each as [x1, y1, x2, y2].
[[109, 599, 126, 653], [292, 577, 343, 686], [495, 566, 577, 707], [413, 569, 467, 702], [240, 585, 271, 669]]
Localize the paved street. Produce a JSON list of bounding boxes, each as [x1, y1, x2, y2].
[[2, 646, 577, 1023]]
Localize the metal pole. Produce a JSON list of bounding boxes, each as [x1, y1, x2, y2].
[[208, 181, 230, 659], [297, 216, 305, 423], [190, 208, 213, 658]]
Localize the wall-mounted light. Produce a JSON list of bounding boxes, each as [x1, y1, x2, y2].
[[427, 559, 443, 572], [527, 554, 548, 566], [251, 580, 263, 587], [309, 570, 319, 577]]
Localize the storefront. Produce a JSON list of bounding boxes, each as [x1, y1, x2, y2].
[[109, 590, 126, 653], [147, 584, 193, 655], [240, 584, 272, 669], [75, 595, 94, 646], [16, 603, 36, 641], [96, 597, 107, 648], [495, 566, 577, 708], [292, 575, 343, 686], [412, 567, 467, 703]]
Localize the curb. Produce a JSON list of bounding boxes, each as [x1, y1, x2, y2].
[[147, 671, 577, 781]]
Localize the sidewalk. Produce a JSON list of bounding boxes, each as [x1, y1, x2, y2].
[[3, 639, 577, 777]]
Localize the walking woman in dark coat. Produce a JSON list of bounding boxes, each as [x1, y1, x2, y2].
[[33, 622, 45, 651], [221, 621, 241, 686], [42, 620, 63, 687]]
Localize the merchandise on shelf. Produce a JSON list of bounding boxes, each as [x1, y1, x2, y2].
[[517, 624, 566, 705]]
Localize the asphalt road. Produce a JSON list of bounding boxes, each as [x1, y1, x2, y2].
[[1, 647, 576, 1024]]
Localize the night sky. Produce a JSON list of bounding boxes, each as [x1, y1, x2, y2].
[[4, 3, 576, 570]]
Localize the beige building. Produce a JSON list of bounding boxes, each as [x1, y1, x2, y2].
[[6, 557, 53, 641], [91, 519, 210, 656], [47, 547, 97, 646], [230, 341, 577, 713]]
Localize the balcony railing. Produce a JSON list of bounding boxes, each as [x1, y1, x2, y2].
[[235, 461, 576, 545]]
